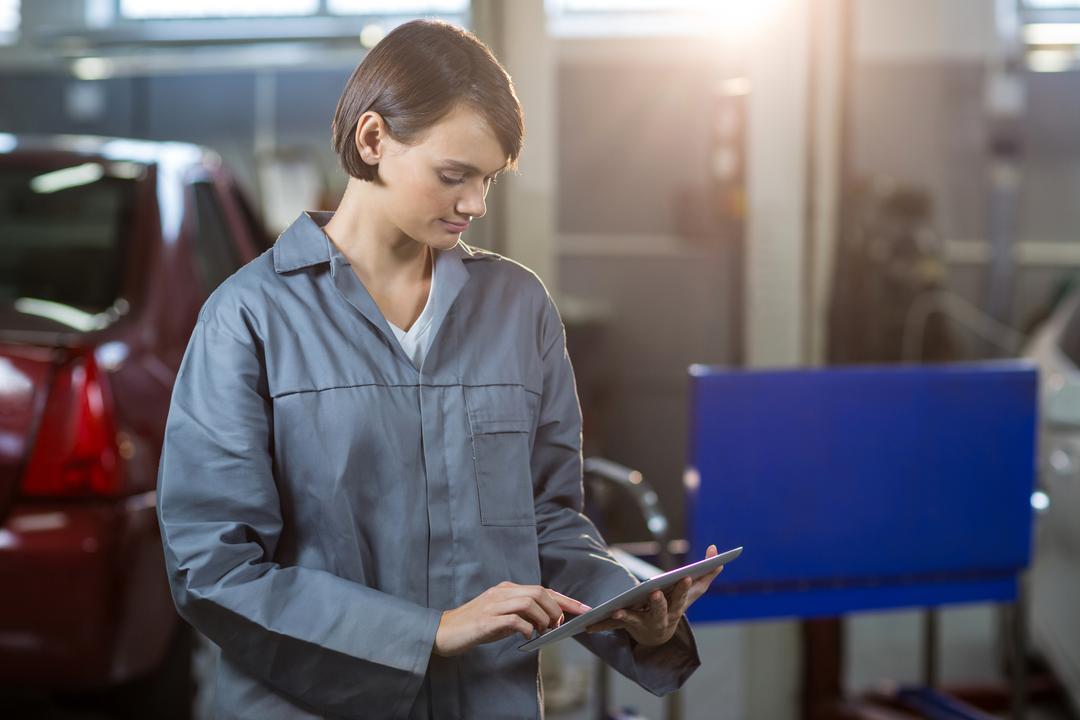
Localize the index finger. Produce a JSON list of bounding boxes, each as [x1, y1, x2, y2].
[[545, 588, 592, 615]]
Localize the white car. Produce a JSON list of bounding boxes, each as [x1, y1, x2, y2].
[[1024, 288, 1080, 716]]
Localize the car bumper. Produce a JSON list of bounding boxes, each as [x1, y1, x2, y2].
[[0, 492, 175, 690]]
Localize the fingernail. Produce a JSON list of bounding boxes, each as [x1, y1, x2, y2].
[[580, 602, 592, 610]]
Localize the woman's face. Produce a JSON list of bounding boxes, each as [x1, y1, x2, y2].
[[374, 103, 508, 251]]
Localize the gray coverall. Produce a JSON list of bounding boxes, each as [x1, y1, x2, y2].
[[156, 211, 700, 719]]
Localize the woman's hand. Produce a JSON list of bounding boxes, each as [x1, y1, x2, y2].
[[433, 581, 591, 657], [585, 544, 724, 647]]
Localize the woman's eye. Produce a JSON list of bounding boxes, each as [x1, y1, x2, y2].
[[439, 173, 497, 189]]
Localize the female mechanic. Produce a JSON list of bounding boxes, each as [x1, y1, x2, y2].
[[157, 18, 723, 720]]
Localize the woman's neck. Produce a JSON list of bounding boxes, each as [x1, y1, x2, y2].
[[323, 177, 431, 290]]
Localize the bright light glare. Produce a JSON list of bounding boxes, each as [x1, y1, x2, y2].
[[1024, 1, 1080, 7], [328, 0, 467, 13], [561, 0, 692, 9], [704, 0, 786, 36], [0, 0, 18, 35], [14, 298, 110, 332], [9, 512, 68, 533], [359, 23, 386, 48], [108, 161, 145, 179], [1028, 48, 1076, 71], [551, 0, 786, 37], [71, 57, 114, 81], [0, 530, 18, 551], [0, 358, 33, 400], [720, 76, 752, 96], [1031, 490, 1050, 511], [1024, 22, 1080, 45], [29, 163, 105, 194], [96, 341, 131, 372]]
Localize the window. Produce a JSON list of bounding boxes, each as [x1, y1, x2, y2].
[[0, 164, 134, 315], [0, 0, 19, 44], [547, 0, 781, 37], [112, 0, 468, 49], [328, 0, 467, 13], [1021, 0, 1080, 71], [119, 0, 466, 20], [556, 0, 705, 10], [120, 0, 319, 19], [191, 183, 242, 294]]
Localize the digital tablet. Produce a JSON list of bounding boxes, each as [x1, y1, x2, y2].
[[517, 545, 742, 652]]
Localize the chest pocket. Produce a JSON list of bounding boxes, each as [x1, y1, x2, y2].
[[464, 384, 536, 526]]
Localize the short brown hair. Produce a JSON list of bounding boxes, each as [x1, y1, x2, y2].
[[331, 19, 524, 181]]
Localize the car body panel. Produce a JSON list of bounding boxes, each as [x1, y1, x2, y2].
[[0, 134, 265, 691]]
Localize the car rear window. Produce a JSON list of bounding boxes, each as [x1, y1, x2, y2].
[[0, 161, 136, 315]]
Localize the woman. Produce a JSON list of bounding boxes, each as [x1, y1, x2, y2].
[[158, 19, 721, 719]]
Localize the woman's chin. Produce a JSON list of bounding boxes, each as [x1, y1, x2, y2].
[[431, 230, 464, 249]]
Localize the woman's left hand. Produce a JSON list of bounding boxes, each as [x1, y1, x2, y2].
[[585, 543, 724, 647]]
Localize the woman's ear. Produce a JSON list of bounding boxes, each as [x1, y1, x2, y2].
[[353, 110, 386, 167]]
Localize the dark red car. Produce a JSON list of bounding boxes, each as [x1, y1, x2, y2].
[[0, 134, 267, 717]]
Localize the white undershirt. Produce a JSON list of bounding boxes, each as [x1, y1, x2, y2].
[[388, 249, 439, 370]]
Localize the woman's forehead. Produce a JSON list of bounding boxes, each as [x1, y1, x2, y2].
[[420, 106, 508, 173]]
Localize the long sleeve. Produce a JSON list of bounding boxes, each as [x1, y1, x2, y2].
[[156, 315, 441, 719], [530, 291, 701, 696]]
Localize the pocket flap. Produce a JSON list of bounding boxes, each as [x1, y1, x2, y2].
[[471, 417, 532, 434], [464, 385, 534, 435]]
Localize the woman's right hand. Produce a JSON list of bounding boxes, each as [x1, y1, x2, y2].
[[433, 581, 591, 656]]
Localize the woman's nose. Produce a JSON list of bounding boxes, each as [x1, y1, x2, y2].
[[456, 184, 487, 220]]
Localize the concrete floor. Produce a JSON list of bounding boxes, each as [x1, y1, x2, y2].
[[547, 607, 1079, 720]]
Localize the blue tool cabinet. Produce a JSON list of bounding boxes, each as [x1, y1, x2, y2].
[[684, 361, 1038, 623]]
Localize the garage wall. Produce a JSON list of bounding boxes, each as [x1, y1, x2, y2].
[[0, 67, 349, 204]]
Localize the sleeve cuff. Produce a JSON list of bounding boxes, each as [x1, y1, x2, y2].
[[390, 606, 443, 718], [627, 617, 702, 696]]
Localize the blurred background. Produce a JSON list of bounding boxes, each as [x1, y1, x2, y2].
[[1, 1, 1079, 718]]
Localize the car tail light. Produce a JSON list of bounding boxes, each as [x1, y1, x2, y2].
[[21, 350, 123, 496]]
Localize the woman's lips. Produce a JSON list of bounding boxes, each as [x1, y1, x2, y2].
[[441, 219, 469, 233]]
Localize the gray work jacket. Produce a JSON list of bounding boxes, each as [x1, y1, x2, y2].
[[156, 211, 700, 719]]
